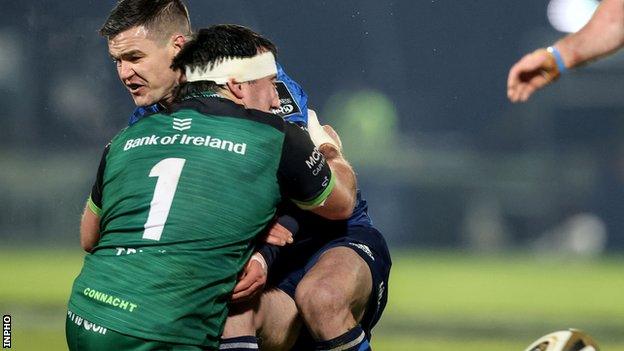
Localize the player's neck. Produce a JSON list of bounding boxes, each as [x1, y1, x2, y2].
[[219, 88, 244, 107]]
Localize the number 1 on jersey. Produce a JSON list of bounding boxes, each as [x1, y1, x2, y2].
[[143, 158, 186, 241]]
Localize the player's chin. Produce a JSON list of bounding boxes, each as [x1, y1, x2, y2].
[[132, 94, 156, 107]]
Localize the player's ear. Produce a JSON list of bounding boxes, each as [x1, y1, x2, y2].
[[172, 34, 186, 55], [227, 79, 245, 100]]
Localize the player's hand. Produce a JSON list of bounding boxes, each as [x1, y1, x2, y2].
[[322, 125, 343, 151], [308, 109, 341, 151], [507, 48, 560, 103], [231, 253, 267, 303], [262, 220, 294, 246]]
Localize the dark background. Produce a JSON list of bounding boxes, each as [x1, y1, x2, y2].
[[2, 0, 623, 254]]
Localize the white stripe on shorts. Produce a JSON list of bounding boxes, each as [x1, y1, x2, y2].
[[219, 342, 259, 350], [319, 330, 366, 351]]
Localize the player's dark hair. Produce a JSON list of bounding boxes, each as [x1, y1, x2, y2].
[[172, 24, 278, 102], [100, 0, 191, 39]]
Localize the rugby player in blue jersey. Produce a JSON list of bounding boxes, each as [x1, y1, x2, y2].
[[221, 65, 392, 351]]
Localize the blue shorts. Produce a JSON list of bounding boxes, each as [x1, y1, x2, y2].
[[268, 225, 391, 345]]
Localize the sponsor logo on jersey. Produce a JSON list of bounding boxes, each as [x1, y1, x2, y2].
[[305, 148, 326, 176], [67, 310, 107, 335], [272, 81, 302, 118], [123, 134, 247, 155], [322, 176, 330, 187], [349, 242, 375, 261], [82, 287, 138, 313], [173, 118, 192, 131]]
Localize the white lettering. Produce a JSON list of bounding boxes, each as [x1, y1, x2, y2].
[[139, 136, 150, 146], [209, 138, 222, 148], [234, 143, 247, 155], [123, 135, 160, 151], [193, 136, 205, 145], [312, 158, 326, 176], [306, 149, 322, 169], [123, 133, 247, 155], [148, 135, 159, 144], [221, 140, 234, 152]]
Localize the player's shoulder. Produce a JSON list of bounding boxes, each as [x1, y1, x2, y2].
[[169, 96, 287, 132], [243, 107, 289, 132], [108, 125, 131, 145]]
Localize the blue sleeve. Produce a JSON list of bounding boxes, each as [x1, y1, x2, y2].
[[273, 63, 309, 126], [128, 103, 163, 126]]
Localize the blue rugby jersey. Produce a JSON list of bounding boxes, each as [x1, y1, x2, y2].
[[276, 63, 372, 228]]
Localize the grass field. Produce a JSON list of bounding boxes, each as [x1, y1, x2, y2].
[[2, 248, 623, 350]]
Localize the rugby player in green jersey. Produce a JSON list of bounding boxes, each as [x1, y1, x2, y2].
[[66, 15, 357, 351]]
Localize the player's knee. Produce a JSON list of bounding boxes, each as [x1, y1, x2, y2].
[[295, 278, 349, 321], [221, 306, 256, 338]]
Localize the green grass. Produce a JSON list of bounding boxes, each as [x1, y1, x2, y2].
[[374, 251, 624, 350], [2, 249, 624, 350]]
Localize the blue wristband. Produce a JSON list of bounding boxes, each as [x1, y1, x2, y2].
[[547, 46, 567, 74]]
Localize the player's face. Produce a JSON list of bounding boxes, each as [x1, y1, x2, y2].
[[240, 75, 280, 113], [108, 25, 182, 107]]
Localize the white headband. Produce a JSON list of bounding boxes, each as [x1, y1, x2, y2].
[[185, 51, 277, 84]]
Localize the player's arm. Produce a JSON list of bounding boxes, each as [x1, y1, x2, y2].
[[307, 111, 357, 220], [278, 117, 356, 220], [80, 145, 108, 252], [230, 251, 267, 302], [556, 0, 624, 68], [231, 215, 298, 302], [507, 0, 624, 102], [81, 204, 100, 253]]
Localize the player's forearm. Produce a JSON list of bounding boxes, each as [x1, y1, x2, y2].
[[312, 145, 357, 220], [555, 0, 624, 68], [80, 206, 101, 253]]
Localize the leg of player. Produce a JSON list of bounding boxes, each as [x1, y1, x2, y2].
[[220, 302, 259, 351], [256, 289, 303, 350], [295, 247, 373, 350], [221, 289, 302, 351]]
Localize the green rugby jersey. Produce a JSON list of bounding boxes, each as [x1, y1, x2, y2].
[[68, 95, 334, 348]]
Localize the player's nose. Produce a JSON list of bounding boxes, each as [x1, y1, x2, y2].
[[270, 90, 280, 110], [118, 61, 135, 81]]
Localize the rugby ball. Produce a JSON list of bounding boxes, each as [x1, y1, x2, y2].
[[524, 329, 599, 351]]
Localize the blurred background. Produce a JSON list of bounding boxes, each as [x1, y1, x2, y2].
[[2, 0, 624, 350]]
